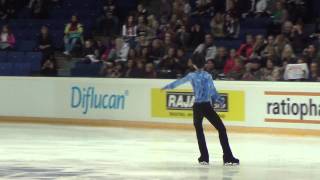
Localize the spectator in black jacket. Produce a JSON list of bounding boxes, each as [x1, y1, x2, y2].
[[36, 26, 53, 58]]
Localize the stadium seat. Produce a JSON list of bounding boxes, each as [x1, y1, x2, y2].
[[0, 52, 7, 62], [25, 52, 43, 72], [16, 40, 37, 51], [7, 52, 25, 63], [13, 63, 32, 76], [0, 63, 13, 76]]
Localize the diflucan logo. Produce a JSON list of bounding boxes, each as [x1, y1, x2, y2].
[[71, 86, 128, 114]]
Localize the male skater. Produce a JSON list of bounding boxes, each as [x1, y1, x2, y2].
[[162, 53, 239, 165]]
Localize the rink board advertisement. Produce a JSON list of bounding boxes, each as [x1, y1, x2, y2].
[[151, 88, 245, 122], [0, 77, 319, 130], [263, 91, 320, 124]]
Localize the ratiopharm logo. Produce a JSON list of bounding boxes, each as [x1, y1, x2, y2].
[[71, 86, 128, 114], [265, 91, 320, 124]]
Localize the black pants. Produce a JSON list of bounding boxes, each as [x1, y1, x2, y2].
[[193, 102, 233, 161]]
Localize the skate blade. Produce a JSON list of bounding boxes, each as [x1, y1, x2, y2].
[[224, 162, 239, 166], [199, 162, 209, 165]]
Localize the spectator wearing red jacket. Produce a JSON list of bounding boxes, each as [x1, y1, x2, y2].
[[237, 34, 254, 62]]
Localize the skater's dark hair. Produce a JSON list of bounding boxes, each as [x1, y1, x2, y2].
[[192, 52, 206, 69]]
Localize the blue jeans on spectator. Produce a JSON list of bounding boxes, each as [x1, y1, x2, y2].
[[64, 37, 79, 53]]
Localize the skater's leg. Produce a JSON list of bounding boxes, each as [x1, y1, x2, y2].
[[202, 103, 233, 157], [193, 104, 208, 162]]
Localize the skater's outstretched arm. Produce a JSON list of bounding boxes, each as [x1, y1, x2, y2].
[[162, 73, 193, 90]]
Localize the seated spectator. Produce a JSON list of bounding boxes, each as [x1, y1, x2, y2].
[[225, 56, 244, 80], [269, 1, 288, 35], [0, 0, 17, 20], [146, 14, 159, 39], [260, 59, 281, 81], [205, 59, 219, 79], [41, 55, 57, 76], [281, 45, 296, 65], [176, 25, 190, 49], [302, 44, 317, 65], [253, 0, 270, 17], [122, 15, 138, 40], [158, 47, 183, 78], [224, 49, 237, 74], [96, 11, 120, 37], [0, 25, 15, 51], [224, 13, 240, 39], [252, 34, 266, 59], [81, 40, 100, 63], [36, 26, 53, 58], [274, 34, 289, 58], [194, 33, 217, 61], [189, 23, 204, 48], [108, 38, 130, 62], [242, 62, 262, 81], [136, 3, 148, 18], [237, 34, 254, 62], [149, 38, 165, 63], [63, 15, 84, 55], [28, 0, 48, 19], [145, 63, 157, 78], [210, 12, 225, 38], [308, 62, 320, 81], [290, 23, 306, 54], [214, 47, 228, 72], [135, 32, 149, 56]]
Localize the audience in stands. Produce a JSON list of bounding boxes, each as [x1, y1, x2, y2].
[[1, 0, 319, 82]]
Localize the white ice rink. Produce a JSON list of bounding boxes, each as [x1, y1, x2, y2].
[[0, 123, 319, 180]]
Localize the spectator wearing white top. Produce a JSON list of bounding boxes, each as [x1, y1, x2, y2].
[[108, 38, 130, 62], [194, 33, 217, 61]]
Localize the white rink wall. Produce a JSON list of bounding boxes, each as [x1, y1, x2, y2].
[[0, 77, 320, 131]]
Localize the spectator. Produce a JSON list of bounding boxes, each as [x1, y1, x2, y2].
[[145, 63, 157, 78], [224, 13, 240, 39], [189, 23, 204, 48], [0, 0, 17, 20], [281, 21, 293, 38], [194, 33, 217, 61], [41, 55, 57, 76], [122, 15, 138, 40], [242, 62, 262, 81], [149, 38, 165, 63], [81, 39, 100, 63], [158, 47, 182, 78], [237, 34, 254, 62], [214, 47, 228, 72], [146, 14, 159, 39], [302, 44, 317, 65], [135, 32, 149, 55], [108, 38, 130, 62], [260, 58, 281, 81], [176, 24, 190, 48], [63, 15, 84, 55], [136, 3, 148, 18], [273, 34, 289, 59], [290, 23, 306, 54], [28, 0, 48, 19], [225, 56, 244, 80], [0, 25, 15, 51], [254, 0, 269, 17], [224, 49, 237, 74], [96, 11, 119, 37], [252, 34, 266, 59], [281, 45, 296, 65], [36, 26, 53, 58], [308, 62, 320, 81], [205, 59, 219, 79], [210, 12, 225, 38], [269, 1, 288, 35]]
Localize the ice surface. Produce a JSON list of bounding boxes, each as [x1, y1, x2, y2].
[[0, 123, 319, 180]]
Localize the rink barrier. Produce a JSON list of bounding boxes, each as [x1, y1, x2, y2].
[[0, 77, 319, 135], [1, 116, 320, 136]]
